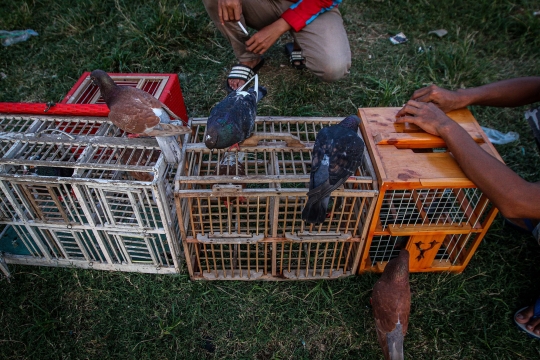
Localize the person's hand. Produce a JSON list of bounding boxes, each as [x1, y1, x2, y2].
[[410, 85, 467, 113], [395, 100, 455, 136], [218, 0, 242, 25], [246, 18, 291, 55]]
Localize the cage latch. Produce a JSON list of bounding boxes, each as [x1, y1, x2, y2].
[[197, 233, 264, 244], [285, 231, 353, 242], [211, 184, 243, 193]]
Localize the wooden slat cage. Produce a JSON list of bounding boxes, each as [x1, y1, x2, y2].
[[357, 107, 501, 273], [175, 117, 379, 280], [0, 113, 183, 275]]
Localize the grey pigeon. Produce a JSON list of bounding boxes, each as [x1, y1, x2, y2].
[[371, 249, 411, 360], [302, 115, 365, 224], [205, 75, 266, 150], [90, 69, 191, 163]]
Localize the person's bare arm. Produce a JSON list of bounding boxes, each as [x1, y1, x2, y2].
[[396, 101, 540, 220], [245, 18, 291, 55], [410, 77, 540, 112]]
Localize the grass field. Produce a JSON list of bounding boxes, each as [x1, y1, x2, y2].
[[1, 0, 540, 358]]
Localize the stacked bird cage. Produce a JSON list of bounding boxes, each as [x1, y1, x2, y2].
[[61, 72, 189, 123], [175, 116, 379, 280], [0, 112, 184, 275], [357, 107, 501, 273]]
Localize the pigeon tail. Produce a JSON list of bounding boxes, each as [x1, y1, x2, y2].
[[301, 196, 329, 224], [386, 323, 405, 360], [247, 86, 267, 103]]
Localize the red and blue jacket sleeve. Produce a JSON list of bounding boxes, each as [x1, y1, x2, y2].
[[281, 0, 343, 32]]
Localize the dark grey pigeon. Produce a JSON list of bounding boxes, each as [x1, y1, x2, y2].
[[302, 115, 365, 224], [205, 75, 266, 150]]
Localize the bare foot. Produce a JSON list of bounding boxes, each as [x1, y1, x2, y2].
[[228, 58, 262, 91], [515, 305, 540, 335]]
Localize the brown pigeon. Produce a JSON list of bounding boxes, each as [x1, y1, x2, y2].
[[90, 69, 191, 163], [371, 249, 411, 360]]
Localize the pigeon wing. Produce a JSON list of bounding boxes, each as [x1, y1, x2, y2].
[[306, 128, 362, 201], [160, 102, 182, 120], [108, 87, 162, 134], [328, 131, 364, 185], [144, 122, 192, 137]]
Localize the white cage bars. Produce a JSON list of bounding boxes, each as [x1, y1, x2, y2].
[[175, 117, 379, 280], [0, 113, 183, 275]]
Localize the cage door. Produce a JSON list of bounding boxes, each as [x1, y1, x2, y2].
[[94, 188, 150, 228], [405, 234, 445, 270]]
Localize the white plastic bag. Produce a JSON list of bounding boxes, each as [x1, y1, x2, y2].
[[0, 29, 38, 46], [481, 126, 519, 145]]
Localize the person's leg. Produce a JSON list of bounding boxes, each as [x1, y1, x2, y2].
[[292, 7, 351, 82], [202, 0, 284, 90]]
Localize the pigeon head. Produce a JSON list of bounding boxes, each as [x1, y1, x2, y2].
[[204, 118, 235, 149], [338, 115, 361, 130], [381, 249, 409, 283], [90, 69, 117, 102]]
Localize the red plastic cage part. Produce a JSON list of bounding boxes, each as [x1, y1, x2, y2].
[[0, 103, 109, 117]]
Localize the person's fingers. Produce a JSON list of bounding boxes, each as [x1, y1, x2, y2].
[[395, 107, 408, 118], [410, 86, 432, 100], [395, 115, 416, 124], [406, 100, 423, 109], [218, 6, 224, 25], [222, 8, 230, 22], [414, 93, 434, 104], [395, 104, 419, 118], [227, 8, 235, 22], [245, 37, 254, 47], [250, 45, 262, 54], [233, 7, 241, 21], [245, 42, 255, 53]]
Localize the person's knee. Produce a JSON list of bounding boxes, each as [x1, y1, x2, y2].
[[320, 63, 350, 82], [311, 54, 351, 82]]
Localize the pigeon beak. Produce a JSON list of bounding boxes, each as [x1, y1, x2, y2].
[[205, 133, 218, 149]]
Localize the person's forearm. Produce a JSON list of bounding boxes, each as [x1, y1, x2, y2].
[[457, 77, 540, 108], [438, 120, 540, 219]]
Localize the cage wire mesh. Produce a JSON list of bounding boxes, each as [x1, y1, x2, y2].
[[379, 188, 485, 229], [0, 113, 183, 274]]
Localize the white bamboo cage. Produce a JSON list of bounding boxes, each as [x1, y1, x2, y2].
[[175, 117, 379, 280], [0, 113, 183, 276]]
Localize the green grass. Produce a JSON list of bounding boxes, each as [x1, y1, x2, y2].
[[1, 0, 540, 358]]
